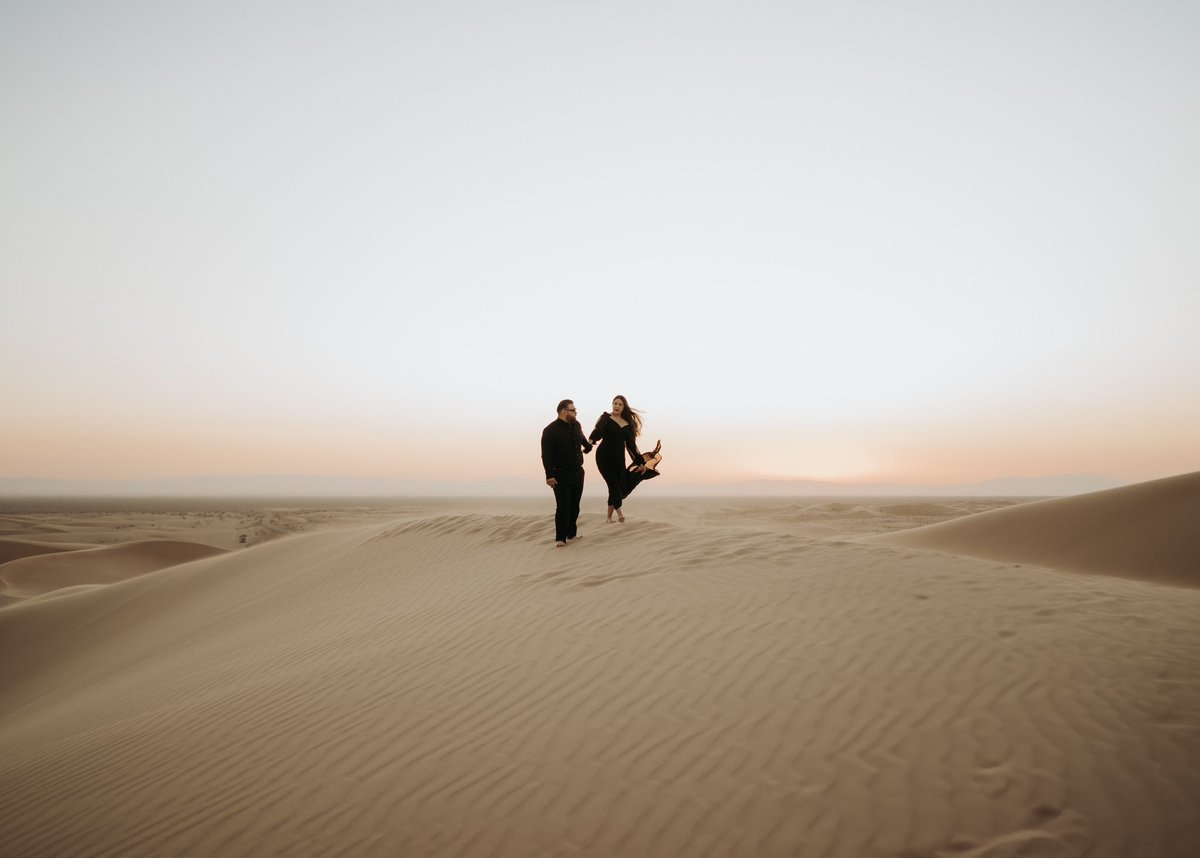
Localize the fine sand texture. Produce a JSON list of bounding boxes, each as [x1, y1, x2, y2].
[[872, 471, 1200, 588], [1, 481, 1197, 857]]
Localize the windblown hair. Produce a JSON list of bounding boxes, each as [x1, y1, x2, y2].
[[612, 395, 642, 437]]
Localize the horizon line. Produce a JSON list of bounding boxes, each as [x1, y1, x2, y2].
[[0, 471, 1154, 499]]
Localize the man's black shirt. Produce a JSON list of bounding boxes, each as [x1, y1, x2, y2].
[[541, 418, 593, 480]]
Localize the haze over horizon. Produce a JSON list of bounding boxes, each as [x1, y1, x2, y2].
[[0, 471, 1162, 501], [4, 1, 1198, 489]]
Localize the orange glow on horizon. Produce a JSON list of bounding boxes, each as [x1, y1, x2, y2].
[[4, 414, 1197, 490]]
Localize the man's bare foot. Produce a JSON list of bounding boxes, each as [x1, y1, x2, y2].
[[617, 512, 625, 523], [607, 505, 615, 522], [555, 540, 566, 547]]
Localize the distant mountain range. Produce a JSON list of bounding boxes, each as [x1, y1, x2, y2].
[[0, 473, 1128, 498]]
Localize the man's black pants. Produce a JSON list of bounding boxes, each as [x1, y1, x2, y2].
[[552, 470, 585, 542]]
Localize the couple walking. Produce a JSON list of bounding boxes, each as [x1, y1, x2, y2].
[[540, 396, 661, 547]]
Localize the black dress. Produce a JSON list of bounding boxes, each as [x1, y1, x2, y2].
[[589, 412, 642, 510]]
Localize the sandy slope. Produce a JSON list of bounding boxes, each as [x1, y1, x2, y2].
[[0, 539, 228, 599], [873, 470, 1200, 587], [0, 537, 92, 565], [0, 486, 1197, 858]]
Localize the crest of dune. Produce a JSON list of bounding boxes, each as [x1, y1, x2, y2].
[[873, 471, 1200, 587]]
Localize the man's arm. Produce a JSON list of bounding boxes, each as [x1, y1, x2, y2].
[[576, 421, 593, 454], [541, 426, 555, 481]]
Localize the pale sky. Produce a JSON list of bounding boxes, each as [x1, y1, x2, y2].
[[4, 1, 1198, 489]]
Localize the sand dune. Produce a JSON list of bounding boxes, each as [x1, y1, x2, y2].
[[0, 538, 87, 565], [0, 540, 228, 599], [874, 470, 1200, 587], [0, 487, 1198, 857], [0, 515, 74, 536]]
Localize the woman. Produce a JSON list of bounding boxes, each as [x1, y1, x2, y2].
[[589, 395, 646, 523]]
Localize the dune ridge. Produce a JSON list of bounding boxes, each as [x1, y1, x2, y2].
[[0, 538, 85, 565], [0, 539, 229, 599], [872, 470, 1200, 587], [2, 492, 1198, 857]]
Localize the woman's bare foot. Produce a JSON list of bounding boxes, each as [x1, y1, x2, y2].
[[617, 511, 625, 523], [607, 505, 615, 522]]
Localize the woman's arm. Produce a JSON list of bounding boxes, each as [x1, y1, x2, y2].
[[625, 431, 643, 468], [588, 413, 608, 444]]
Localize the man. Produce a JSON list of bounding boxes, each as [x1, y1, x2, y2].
[[541, 399, 593, 546]]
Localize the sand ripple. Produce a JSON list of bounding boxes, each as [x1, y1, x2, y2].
[[1, 491, 1198, 857]]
